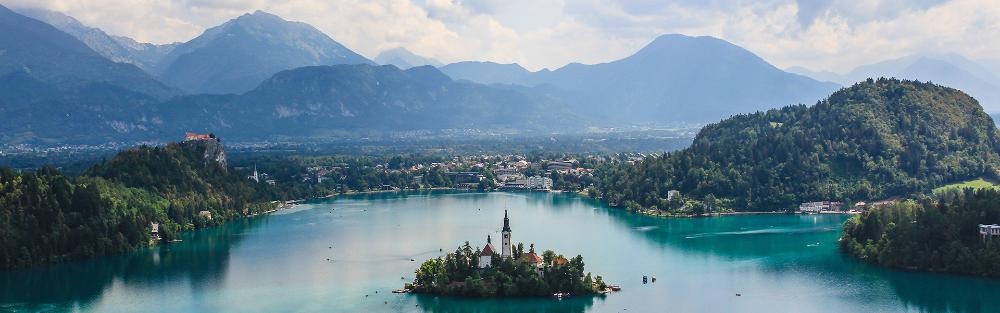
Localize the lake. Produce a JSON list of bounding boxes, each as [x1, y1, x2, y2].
[[2, 191, 999, 313]]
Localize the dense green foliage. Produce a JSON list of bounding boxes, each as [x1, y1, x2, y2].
[[595, 78, 1000, 211], [840, 189, 1000, 277], [412, 243, 605, 297], [0, 140, 286, 270]]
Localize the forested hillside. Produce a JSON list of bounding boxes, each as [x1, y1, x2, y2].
[[841, 189, 1000, 277], [0, 139, 306, 270], [594, 78, 1000, 211]]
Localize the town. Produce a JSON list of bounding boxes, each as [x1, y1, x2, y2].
[[234, 149, 610, 195]]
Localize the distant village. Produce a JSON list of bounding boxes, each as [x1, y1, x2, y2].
[[237, 152, 603, 193]]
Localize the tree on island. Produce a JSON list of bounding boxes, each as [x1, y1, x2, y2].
[[410, 242, 607, 297]]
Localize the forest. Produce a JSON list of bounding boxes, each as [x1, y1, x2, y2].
[[593, 78, 1000, 211], [840, 188, 1000, 277], [0, 138, 297, 270]]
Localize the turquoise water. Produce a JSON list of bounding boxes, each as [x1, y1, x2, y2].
[[3, 191, 1000, 312]]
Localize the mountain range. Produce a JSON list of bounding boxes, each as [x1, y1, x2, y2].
[[157, 64, 576, 139], [374, 47, 442, 69], [3, 4, 995, 145], [439, 34, 841, 123], [15, 8, 178, 72], [787, 53, 1000, 112]]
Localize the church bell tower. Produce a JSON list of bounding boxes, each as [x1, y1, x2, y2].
[[501, 210, 512, 258]]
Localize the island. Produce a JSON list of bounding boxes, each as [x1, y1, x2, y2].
[[406, 211, 612, 297]]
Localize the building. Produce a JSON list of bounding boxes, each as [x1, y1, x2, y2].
[[546, 161, 574, 171], [184, 132, 213, 141], [150, 223, 161, 241], [799, 201, 843, 213], [198, 210, 213, 220], [495, 167, 518, 176], [248, 164, 260, 183], [503, 179, 527, 190], [502, 210, 512, 258], [869, 199, 899, 209], [667, 190, 681, 201], [519, 251, 545, 275], [497, 173, 523, 182], [526, 176, 553, 190], [446, 172, 484, 184], [479, 235, 496, 268], [980, 224, 1000, 241]]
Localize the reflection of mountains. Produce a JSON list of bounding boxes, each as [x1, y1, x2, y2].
[[0, 217, 267, 310], [413, 293, 598, 313]]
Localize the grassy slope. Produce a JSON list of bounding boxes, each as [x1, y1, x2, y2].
[[933, 178, 1000, 193]]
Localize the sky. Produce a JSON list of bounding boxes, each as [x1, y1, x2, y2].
[[4, 0, 1000, 72]]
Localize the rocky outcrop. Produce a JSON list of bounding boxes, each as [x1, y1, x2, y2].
[[180, 138, 228, 170]]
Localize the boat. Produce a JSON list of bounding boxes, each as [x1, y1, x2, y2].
[[609, 285, 622, 291], [552, 292, 568, 298], [392, 289, 410, 294]]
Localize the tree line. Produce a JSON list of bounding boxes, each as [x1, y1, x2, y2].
[[0, 140, 295, 270], [841, 188, 1000, 277]]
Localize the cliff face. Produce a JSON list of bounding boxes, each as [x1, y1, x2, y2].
[[181, 138, 228, 170]]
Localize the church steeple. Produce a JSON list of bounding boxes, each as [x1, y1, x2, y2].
[[501, 210, 512, 258], [502, 210, 511, 232]]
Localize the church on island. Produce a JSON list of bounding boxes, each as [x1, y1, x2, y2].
[[406, 210, 611, 297], [478, 210, 553, 273]]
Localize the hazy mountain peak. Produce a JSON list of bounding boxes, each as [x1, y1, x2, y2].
[[157, 10, 372, 94], [374, 47, 442, 69], [629, 34, 770, 68], [789, 52, 1000, 111], [15, 6, 174, 72]]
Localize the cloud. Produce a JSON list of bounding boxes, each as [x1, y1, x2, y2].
[[3, 0, 998, 73]]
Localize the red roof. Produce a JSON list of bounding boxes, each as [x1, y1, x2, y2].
[[480, 243, 496, 256], [185, 132, 212, 141], [520, 252, 543, 264], [552, 256, 569, 266]]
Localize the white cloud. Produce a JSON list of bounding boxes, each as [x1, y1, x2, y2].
[[2, 0, 998, 72]]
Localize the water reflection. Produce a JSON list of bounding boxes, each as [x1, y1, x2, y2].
[[0, 217, 265, 311], [594, 196, 1000, 313], [413, 293, 598, 313]]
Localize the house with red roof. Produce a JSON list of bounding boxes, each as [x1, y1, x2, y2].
[[479, 235, 496, 268]]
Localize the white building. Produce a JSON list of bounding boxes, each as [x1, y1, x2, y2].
[[799, 201, 843, 213], [150, 223, 160, 241], [980, 224, 1000, 241], [248, 164, 260, 183], [667, 190, 681, 201], [526, 176, 553, 190], [479, 235, 496, 268]]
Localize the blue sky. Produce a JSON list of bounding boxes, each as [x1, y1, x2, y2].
[[5, 0, 998, 72]]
